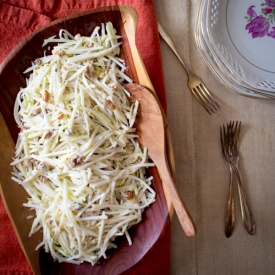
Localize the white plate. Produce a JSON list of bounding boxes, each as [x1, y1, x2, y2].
[[207, 0, 275, 91], [195, 0, 271, 100], [201, 0, 275, 98]]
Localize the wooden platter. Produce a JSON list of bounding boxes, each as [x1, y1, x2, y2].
[[0, 5, 173, 275]]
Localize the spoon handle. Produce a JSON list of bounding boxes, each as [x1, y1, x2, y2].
[[159, 158, 196, 236]]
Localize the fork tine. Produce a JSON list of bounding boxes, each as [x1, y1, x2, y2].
[[193, 85, 220, 115], [198, 86, 218, 113], [229, 121, 241, 148], [235, 121, 241, 147], [220, 124, 227, 155], [228, 121, 234, 146], [194, 84, 217, 114], [199, 83, 220, 111], [221, 121, 240, 156], [192, 86, 213, 115]]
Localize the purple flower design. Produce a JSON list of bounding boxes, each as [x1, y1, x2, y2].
[[265, 0, 275, 8], [246, 16, 270, 38], [247, 5, 257, 17], [268, 26, 275, 37], [245, 5, 275, 39]]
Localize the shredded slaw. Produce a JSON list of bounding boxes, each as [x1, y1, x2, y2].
[[11, 22, 155, 265]]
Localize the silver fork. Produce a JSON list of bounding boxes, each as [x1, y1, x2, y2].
[[220, 122, 236, 237], [220, 121, 256, 235], [158, 22, 220, 115]]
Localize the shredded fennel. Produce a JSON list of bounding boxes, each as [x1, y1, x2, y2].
[[11, 22, 156, 265]]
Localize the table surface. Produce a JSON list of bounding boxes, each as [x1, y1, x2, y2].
[[154, 0, 275, 274], [1, 0, 275, 274]]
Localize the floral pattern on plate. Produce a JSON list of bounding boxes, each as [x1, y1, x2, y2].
[[245, 1, 275, 38]]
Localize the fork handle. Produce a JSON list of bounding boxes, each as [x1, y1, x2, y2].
[[225, 166, 235, 238], [232, 167, 256, 235], [157, 22, 190, 74]]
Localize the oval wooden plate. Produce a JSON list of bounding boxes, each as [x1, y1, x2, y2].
[[0, 5, 174, 275]]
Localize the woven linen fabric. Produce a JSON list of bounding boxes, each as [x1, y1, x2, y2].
[[155, 0, 275, 274]]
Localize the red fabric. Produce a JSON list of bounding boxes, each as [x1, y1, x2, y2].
[[0, 1, 170, 274]]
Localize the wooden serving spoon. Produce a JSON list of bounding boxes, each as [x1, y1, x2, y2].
[[125, 83, 196, 237]]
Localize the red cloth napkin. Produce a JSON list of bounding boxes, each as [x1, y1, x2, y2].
[[0, 1, 170, 274]]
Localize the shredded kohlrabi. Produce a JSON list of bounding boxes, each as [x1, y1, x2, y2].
[[11, 22, 156, 265]]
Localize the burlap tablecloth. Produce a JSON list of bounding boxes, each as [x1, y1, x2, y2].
[[155, 0, 275, 274]]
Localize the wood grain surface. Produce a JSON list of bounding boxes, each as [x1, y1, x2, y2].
[[126, 83, 195, 236]]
